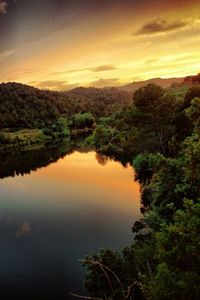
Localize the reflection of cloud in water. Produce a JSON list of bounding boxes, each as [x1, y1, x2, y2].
[[16, 222, 31, 237]]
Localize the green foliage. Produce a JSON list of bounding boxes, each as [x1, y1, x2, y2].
[[142, 199, 200, 300], [184, 85, 200, 109], [83, 84, 200, 300], [133, 84, 178, 154], [0, 129, 48, 145], [185, 97, 200, 128], [54, 117, 70, 138], [93, 125, 113, 149], [73, 112, 95, 129], [0, 83, 59, 129], [98, 115, 115, 126], [83, 247, 145, 300], [133, 84, 165, 111], [0, 83, 131, 130], [133, 153, 165, 185], [42, 116, 71, 141]]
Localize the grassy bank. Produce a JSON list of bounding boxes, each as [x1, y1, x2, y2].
[[0, 129, 51, 153]]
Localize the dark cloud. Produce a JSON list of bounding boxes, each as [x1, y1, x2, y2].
[[32, 80, 79, 91], [136, 19, 187, 35]]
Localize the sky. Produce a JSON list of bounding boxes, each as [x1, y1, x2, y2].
[[0, 0, 200, 90]]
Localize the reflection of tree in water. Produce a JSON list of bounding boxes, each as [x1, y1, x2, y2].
[[95, 153, 109, 166], [0, 144, 73, 179], [0, 143, 130, 179], [96, 151, 131, 168]]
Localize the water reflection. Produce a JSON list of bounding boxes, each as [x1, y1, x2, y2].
[[0, 144, 73, 179], [0, 147, 140, 300]]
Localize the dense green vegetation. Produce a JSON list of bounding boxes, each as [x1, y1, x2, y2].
[[0, 82, 131, 129], [0, 82, 131, 152], [0, 129, 51, 152], [82, 84, 200, 300], [0, 79, 199, 299]]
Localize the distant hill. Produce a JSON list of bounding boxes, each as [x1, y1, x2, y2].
[[181, 73, 200, 86], [119, 77, 184, 92], [119, 74, 200, 92]]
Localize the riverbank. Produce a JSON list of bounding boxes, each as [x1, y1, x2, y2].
[[0, 128, 52, 154]]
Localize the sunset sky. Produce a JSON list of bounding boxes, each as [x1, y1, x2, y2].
[[0, 0, 200, 90]]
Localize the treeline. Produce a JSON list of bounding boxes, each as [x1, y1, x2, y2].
[[84, 84, 195, 159], [0, 82, 132, 129], [82, 84, 200, 300]]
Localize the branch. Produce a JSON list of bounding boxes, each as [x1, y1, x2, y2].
[[80, 259, 126, 300], [70, 292, 104, 300], [126, 280, 138, 300], [99, 265, 115, 297]]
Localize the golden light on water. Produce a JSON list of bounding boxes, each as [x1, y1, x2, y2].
[[33, 151, 141, 214]]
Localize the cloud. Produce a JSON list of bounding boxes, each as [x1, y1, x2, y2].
[[0, 0, 7, 14], [32, 80, 79, 91], [145, 58, 159, 64], [92, 65, 117, 72], [136, 19, 187, 35], [50, 68, 88, 76], [32, 77, 121, 90], [0, 49, 16, 62], [90, 78, 120, 88], [50, 65, 117, 76], [16, 222, 31, 237]]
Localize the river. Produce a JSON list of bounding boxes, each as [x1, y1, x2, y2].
[[0, 149, 140, 299]]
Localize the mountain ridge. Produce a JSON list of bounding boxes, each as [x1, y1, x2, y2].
[[118, 77, 184, 92], [0, 73, 199, 93], [118, 73, 200, 92]]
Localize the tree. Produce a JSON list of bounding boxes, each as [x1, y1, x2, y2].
[[73, 112, 95, 129], [142, 199, 200, 300], [55, 117, 70, 138], [133, 84, 177, 154], [183, 85, 200, 109]]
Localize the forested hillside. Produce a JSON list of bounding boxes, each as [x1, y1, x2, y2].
[[0, 82, 132, 129]]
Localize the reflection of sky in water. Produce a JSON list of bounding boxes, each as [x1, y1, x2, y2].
[[0, 151, 140, 299]]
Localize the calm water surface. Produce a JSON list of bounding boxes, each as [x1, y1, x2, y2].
[[0, 150, 140, 300]]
